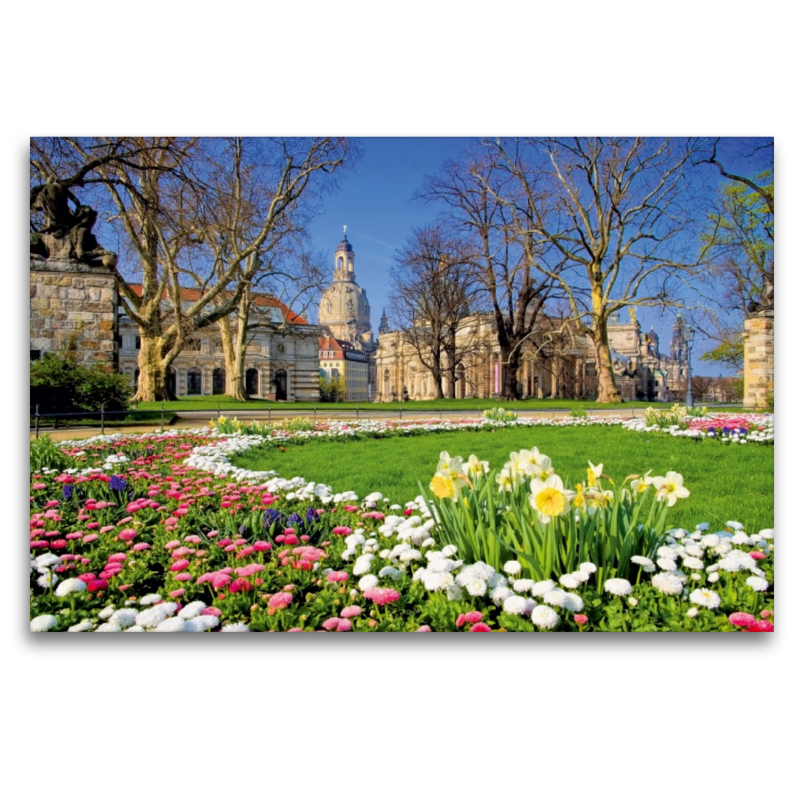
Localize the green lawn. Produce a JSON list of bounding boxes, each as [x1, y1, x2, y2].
[[137, 395, 742, 412], [232, 426, 773, 532]]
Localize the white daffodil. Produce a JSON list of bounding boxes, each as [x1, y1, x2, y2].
[[529, 474, 576, 523], [496, 467, 516, 493], [630, 470, 653, 495], [587, 461, 603, 487], [652, 471, 690, 507], [466, 454, 489, 475]]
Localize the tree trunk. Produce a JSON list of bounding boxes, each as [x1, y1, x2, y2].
[[593, 324, 622, 403], [133, 328, 176, 402], [430, 353, 445, 399], [501, 344, 523, 400], [218, 310, 247, 402]]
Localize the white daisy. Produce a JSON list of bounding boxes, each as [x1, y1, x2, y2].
[[30, 614, 58, 632], [530, 605, 559, 630], [746, 576, 769, 592]]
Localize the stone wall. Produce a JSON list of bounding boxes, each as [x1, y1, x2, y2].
[[30, 259, 119, 367], [743, 312, 774, 409]]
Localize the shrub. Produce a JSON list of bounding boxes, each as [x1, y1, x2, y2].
[[482, 407, 518, 422], [319, 375, 347, 402], [30, 348, 131, 415]]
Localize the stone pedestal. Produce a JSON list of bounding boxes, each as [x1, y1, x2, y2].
[[30, 258, 119, 367], [743, 311, 774, 409]]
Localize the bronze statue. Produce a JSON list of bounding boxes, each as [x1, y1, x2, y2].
[[30, 179, 117, 267]]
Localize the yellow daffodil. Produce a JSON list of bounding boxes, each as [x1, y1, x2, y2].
[[529, 474, 576, 523], [587, 461, 603, 487], [430, 472, 458, 501], [652, 471, 690, 507]]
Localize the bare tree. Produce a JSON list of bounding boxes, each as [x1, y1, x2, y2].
[[486, 137, 701, 403], [31, 137, 351, 401], [389, 225, 479, 398], [420, 147, 559, 400], [691, 375, 715, 402], [692, 140, 773, 370]]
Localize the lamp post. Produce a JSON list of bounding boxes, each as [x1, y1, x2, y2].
[[685, 326, 695, 408]]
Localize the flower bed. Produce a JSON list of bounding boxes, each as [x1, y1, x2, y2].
[[623, 410, 773, 444], [29, 428, 774, 632], [207, 412, 774, 446]]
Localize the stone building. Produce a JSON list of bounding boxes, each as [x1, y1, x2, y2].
[[373, 308, 689, 402], [118, 286, 321, 401], [318, 335, 371, 401], [317, 231, 377, 393]]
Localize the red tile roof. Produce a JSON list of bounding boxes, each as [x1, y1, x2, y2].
[[127, 284, 307, 324]]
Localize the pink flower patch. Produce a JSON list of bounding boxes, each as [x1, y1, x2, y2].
[[469, 623, 492, 632], [363, 587, 400, 606], [268, 592, 293, 610], [332, 526, 353, 536], [326, 571, 349, 583], [744, 620, 775, 632], [322, 617, 351, 632], [340, 605, 362, 618], [456, 610, 483, 627], [728, 612, 757, 628]]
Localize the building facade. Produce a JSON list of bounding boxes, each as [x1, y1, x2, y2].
[[318, 335, 371, 401], [119, 286, 321, 401], [372, 309, 690, 402]]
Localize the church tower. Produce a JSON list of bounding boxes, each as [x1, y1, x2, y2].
[[378, 308, 390, 336], [318, 227, 374, 348], [333, 230, 356, 282], [670, 312, 687, 362]]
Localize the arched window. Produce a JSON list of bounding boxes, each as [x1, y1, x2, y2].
[[245, 368, 259, 396], [337, 256, 343, 271], [212, 368, 226, 395], [187, 368, 202, 395], [167, 368, 176, 397]]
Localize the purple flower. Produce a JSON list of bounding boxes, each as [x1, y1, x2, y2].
[[110, 475, 127, 492]]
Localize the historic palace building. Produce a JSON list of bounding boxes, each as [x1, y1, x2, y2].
[[118, 287, 321, 401], [372, 309, 690, 402]]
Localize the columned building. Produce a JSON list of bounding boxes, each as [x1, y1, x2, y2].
[[373, 310, 689, 402], [118, 286, 321, 401]]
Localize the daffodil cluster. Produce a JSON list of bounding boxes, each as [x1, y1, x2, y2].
[[424, 448, 693, 585]]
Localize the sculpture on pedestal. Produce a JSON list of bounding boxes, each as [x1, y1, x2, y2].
[[30, 179, 117, 268], [746, 270, 774, 315]]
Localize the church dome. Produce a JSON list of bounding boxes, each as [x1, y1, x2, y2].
[[319, 280, 371, 325], [318, 231, 374, 348]]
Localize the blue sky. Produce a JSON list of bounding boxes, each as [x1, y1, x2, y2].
[[306, 137, 771, 377]]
